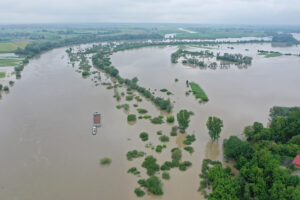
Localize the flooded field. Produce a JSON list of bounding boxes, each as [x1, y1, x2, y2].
[[0, 42, 300, 200]]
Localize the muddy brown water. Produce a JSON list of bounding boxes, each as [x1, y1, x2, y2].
[[0, 42, 300, 200]]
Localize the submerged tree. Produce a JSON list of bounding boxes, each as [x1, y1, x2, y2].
[[177, 109, 190, 133], [206, 116, 223, 141]]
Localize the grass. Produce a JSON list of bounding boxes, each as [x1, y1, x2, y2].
[[0, 41, 29, 53], [189, 82, 208, 102], [100, 157, 112, 165], [0, 72, 5, 78], [258, 51, 283, 58], [0, 58, 23, 67]]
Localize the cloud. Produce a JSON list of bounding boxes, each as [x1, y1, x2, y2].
[[0, 0, 299, 24]]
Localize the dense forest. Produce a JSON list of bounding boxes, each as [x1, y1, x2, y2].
[[199, 106, 300, 199]]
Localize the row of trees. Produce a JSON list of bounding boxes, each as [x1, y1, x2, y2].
[[200, 107, 300, 199]]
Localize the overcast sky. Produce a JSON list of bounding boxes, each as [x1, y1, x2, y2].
[[0, 0, 300, 25]]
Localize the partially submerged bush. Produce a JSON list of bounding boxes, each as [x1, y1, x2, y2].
[[127, 150, 145, 161], [142, 156, 160, 176], [151, 116, 164, 124], [127, 114, 137, 122], [138, 176, 163, 195], [140, 132, 149, 141], [82, 71, 90, 76], [137, 108, 148, 114], [162, 171, 170, 180], [100, 157, 111, 165], [184, 134, 196, 145], [166, 116, 175, 123], [184, 146, 194, 154], [159, 135, 169, 142], [128, 167, 140, 175], [156, 145, 163, 153], [134, 188, 145, 197]]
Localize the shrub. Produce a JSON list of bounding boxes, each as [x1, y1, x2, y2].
[[184, 134, 196, 145], [140, 132, 149, 141], [162, 172, 170, 180], [161, 161, 172, 171], [82, 71, 90, 76], [3, 86, 9, 91], [133, 104, 138, 107], [184, 146, 194, 154], [171, 148, 182, 162], [160, 88, 168, 92], [127, 114, 136, 122], [156, 130, 163, 135], [137, 108, 148, 114], [9, 81, 14, 86], [128, 167, 140, 175], [159, 135, 169, 142], [151, 116, 164, 124], [138, 176, 163, 195], [143, 115, 152, 119], [0, 84, 2, 90], [156, 145, 163, 153], [134, 188, 145, 197], [166, 116, 175, 123], [100, 157, 111, 165], [127, 150, 145, 161], [126, 95, 133, 101], [142, 156, 160, 176]]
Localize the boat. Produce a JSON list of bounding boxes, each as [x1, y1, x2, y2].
[[92, 126, 97, 135]]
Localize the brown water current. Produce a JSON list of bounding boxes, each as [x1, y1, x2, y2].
[[0, 42, 300, 200]]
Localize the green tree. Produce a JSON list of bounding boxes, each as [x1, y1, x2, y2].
[[206, 116, 223, 141], [177, 109, 190, 133]]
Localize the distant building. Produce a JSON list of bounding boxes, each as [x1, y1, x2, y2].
[[164, 33, 176, 39], [293, 155, 300, 168]]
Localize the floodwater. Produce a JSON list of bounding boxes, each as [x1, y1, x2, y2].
[[1, 42, 300, 200]]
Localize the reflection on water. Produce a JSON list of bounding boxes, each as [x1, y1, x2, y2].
[[205, 141, 220, 160]]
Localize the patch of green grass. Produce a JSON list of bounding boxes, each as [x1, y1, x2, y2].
[[258, 51, 282, 58], [0, 41, 29, 53], [0, 72, 5, 78], [184, 146, 194, 154], [189, 82, 208, 102], [0, 58, 23, 67]]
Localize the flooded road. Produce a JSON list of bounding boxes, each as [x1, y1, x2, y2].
[[0, 42, 300, 200]]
